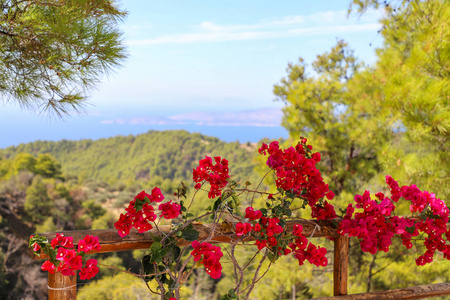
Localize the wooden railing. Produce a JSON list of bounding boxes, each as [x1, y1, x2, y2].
[[30, 219, 450, 300]]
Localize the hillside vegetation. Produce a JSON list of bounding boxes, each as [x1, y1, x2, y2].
[[0, 130, 260, 186]]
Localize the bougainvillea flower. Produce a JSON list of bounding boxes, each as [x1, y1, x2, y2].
[[41, 260, 56, 274], [159, 201, 181, 219]]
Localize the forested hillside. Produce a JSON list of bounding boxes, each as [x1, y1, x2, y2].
[[0, 130, 260, 186]]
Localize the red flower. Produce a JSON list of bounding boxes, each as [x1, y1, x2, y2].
[[51, 233, 73, 249], [292, 224, 303, 237], [78, 235, 101, 253], [56, 248, 76, 262], [114, 213, 133, 237], [245, 207, 263, 220], [57, 262, 76, 276], [135, 191, 151, 201], [159, 201, 181, 219], [41, 260, 56, 274], [193, 156, 229, 199], [67, 255, 82, 270], [32, 242, 41, 252], [325, 190, 335, 200], [255, 239, 267, 250], [150, 187, 164, 203], [253, 223, 261, 232], [235, 222, 252, 236], [79, 259, 99, 280], [190, 241, 223, 279]]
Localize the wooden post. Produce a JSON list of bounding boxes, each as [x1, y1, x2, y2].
[[48, 271, 76, 300], [333, 234, 349, 296]]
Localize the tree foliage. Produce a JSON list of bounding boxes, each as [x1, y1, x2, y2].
[[0, 0, 127, 116], [276, 0, 449, 203], [372, 0, 449, 198], [273, 0, 450, 295]]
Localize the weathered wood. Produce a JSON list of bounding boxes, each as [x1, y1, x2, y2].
[[48, 271, 76, 300], [313, 282, 450, 300], [333, 234, 349, 296], [31, 219, 339, 260]]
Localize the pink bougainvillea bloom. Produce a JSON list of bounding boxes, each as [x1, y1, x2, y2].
[[78, 235, 101, 253], [159, 201, 181, 219], [245, 207, 263, 220], [150, 187, 164, 203], [32, 242, 41, 252], [41, 260, 56, 274], [114, 213, 133, 237], [79, 259, 99, 280], [235, 222, 252, 236], [190, 241, 223, 279], [193, 156, 229, 199]]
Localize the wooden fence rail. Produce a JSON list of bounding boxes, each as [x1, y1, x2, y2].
[[30, 219, 450, 299]]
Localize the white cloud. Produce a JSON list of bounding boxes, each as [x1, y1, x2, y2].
[[100, 108, 283, 127], [127, 9, 382, 46]]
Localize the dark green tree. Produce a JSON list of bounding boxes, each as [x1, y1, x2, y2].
[[24, 175, 51, 222], [0, 0, 127, 116]]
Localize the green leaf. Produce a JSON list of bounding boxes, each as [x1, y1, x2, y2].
[[213, 198, 222, 211], [134, 196, 151, 212], [150, 241, 163, 252], [29, 234, 48, 248], [149, 233, 162, 243], [181, 224, 200, 242], [153, 253, 163, 263], [141, 255, 154, 282], [169, 245, 181, 262], [405, 225, 416, 234], [285, 208, 292, 217]]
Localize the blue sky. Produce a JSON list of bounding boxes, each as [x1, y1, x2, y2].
[[1, 1, 385, 148]]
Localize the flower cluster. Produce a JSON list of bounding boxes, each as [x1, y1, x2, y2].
[[339, 176, 450, 266], [258, 140, 336, 220], [115, 188, 181, 237], [32, 233, 101, 280], [235, 207, 328, 267], [395, 178, 450, 266], [288, 225, 328, 267], [191, 241, 223, 279], [193, 156, 229, 198], [159, 200, 181, 219], [235, 207, 264, 236]]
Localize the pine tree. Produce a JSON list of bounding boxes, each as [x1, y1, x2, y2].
[[0, 0, 127, 116]]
